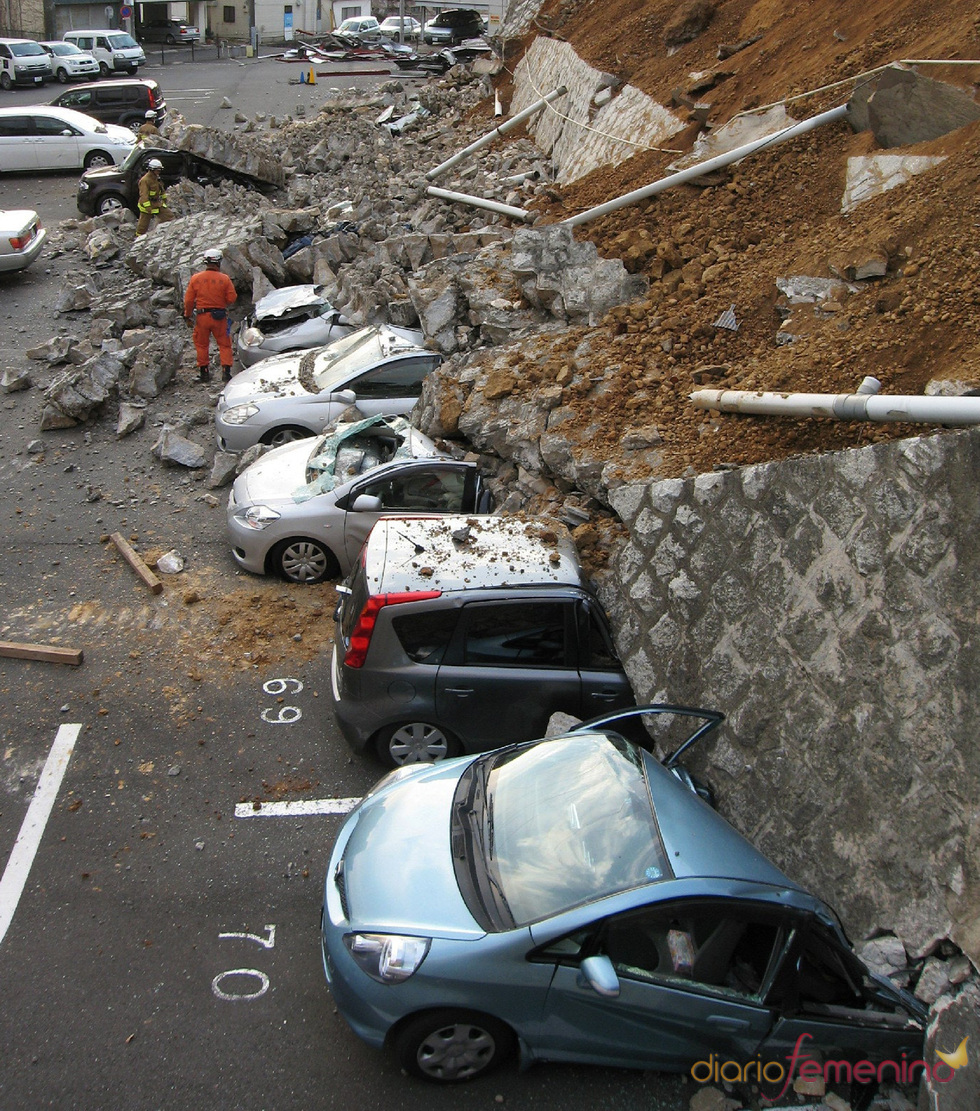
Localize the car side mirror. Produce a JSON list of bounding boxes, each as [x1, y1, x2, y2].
[[329, 389, 357, 404], [578, 955, 620, 998], [351, 494, 382, 513]]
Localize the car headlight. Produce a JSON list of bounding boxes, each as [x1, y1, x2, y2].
[[78, 181, 90, 193], [222, 403, 259, 425], [240, 326, 264, 348], [343, 933, 430, 983], [237, 504, 281, 530]]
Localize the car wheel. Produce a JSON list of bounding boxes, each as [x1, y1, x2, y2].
[[96, 194, 126, 215], [124, 117, 142, 133], [260, 426, 313, 448], [376, 722, 459, 767], [99, 62, 110, 77], [57, 68, 70, 84], [84, 150, 114, 170], [166, 34, 176, 44], [270, 538, 339, 584], [0, 72, 12, 90], [394, 1010, 514, 1083]]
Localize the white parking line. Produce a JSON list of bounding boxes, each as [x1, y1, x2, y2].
[[234, 798, 361, 818], [0, 723, 80, 947]]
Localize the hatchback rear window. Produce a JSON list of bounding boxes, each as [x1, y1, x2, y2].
[[391, 609, 457, 664]]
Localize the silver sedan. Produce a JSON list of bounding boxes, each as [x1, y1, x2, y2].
[[227, 415, 493, 583]]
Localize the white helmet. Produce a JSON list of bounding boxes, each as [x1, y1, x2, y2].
[[203, 248, 223, 264], [144, 110, 156, 119], [147, 158, 163, 171]]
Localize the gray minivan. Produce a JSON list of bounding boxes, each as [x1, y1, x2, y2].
[[330, 515, 635, 766]]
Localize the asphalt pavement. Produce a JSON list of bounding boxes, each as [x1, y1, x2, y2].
[[0, 52, 689, 1110]]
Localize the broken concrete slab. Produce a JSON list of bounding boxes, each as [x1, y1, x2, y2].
[[842, 154, 947, 214], [151, 426, 208, 468], [848, 64, 980, 148], [1, 367, 31, 393], [116, 401, 146, 438]]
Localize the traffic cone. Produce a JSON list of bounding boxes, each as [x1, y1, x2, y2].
[[299, 68, 306, 84], [308, 66, 316, 85]]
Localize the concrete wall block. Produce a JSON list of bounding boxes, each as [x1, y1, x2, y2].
[[611, 427, 980, 960]]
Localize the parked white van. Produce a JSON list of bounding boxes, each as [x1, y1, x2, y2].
[[62, 30, 145, 77], [0, 38, 53, 88]]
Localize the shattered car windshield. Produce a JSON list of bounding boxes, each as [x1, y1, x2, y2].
[[453, 733, 671, 930], [292, 415, 412, 501]]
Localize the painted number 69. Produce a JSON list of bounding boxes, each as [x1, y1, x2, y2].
[[261, 677, 303, 724]]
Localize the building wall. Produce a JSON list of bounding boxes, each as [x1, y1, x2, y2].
[[0, 0, 46, 38], [603, 426, 980, 964]]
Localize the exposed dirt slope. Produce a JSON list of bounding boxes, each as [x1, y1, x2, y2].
[[490, 0, 980, 476]]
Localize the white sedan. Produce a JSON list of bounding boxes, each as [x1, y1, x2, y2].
[[0, 105, 135, 173], [0, 210, 46, 273]]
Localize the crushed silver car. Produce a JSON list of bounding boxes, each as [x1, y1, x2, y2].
[[227, 415, 493, 583], [236, 284, 356, 368], [216, 323, 441, 453]]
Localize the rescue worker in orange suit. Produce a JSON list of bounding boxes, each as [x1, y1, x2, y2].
[[183, 248, 237, 382], [135, 158, 175, 236], [137, 110, 160, 139]]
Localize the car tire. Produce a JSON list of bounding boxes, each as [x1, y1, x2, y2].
[[98, 62, 110, 77], [375, 722, 459, 767], [166, 34, 176, 45], [84, 150, 114, 170], [0, 73, 12, 90], [393, 1010, 514, 1083], [124, 116, 142, 133], [96, 194, 126, 215], [57, 68, 70, 84], [270, 538, 339, 584], [260, 426, 313, 448]]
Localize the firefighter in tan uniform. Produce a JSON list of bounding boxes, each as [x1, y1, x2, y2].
[[137, 111, 160, 139], [135, 158, 175, 236], [183, 248, 238, 382]]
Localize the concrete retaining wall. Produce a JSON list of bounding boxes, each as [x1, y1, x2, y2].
[[510, 37, 685, 184], [603, 427, 980, 962]]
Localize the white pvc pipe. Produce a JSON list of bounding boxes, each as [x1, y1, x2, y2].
[[563, 104, 849, 228], [691, 388, 980, 425], [426, 185, 534, 223], [425, 86, 567, 181]]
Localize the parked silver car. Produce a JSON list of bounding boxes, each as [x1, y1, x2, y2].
[[0, 106, 135, 173], [215, 324, 441, 453], [236, 285, 355, 368], [0, 209, 45, 273], [227, 415, 493, 583]]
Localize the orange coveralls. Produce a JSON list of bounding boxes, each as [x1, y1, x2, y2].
[[183, 267, 238, 370]]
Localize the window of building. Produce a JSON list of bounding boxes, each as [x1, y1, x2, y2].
[[223, 6, 236, 21]]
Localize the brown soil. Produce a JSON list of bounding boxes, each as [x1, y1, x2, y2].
[[484, 0, 980, 477]]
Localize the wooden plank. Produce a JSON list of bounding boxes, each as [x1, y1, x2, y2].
[[109, 532, 164, 595], [0, 641, 84, 666]]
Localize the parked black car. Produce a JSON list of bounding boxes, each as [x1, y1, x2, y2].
[[49, 78, 166, 132], [75, 144, 274, 216], [423, 7, 485, 45]]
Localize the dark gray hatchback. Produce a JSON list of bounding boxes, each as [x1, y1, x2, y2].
[[330, 515, 635, 766]]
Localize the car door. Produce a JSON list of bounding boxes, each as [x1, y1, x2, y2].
[[759, 918, 927, 1063], [339, 460, 478, 568], [576, 598, 635, 717], [535, 898, 790, 1070], [0, 114, 38, 171], [434, 598, 583, 748], [31, 113, 82, 170], [342, 354, 441, 417]]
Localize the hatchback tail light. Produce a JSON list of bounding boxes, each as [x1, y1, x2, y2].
[[147, 88, 158, 107], [344, 591, 440, 668]]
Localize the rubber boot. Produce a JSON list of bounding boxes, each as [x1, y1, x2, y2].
[[198, 366, 210, 382], [222, 366, 233, 382]]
